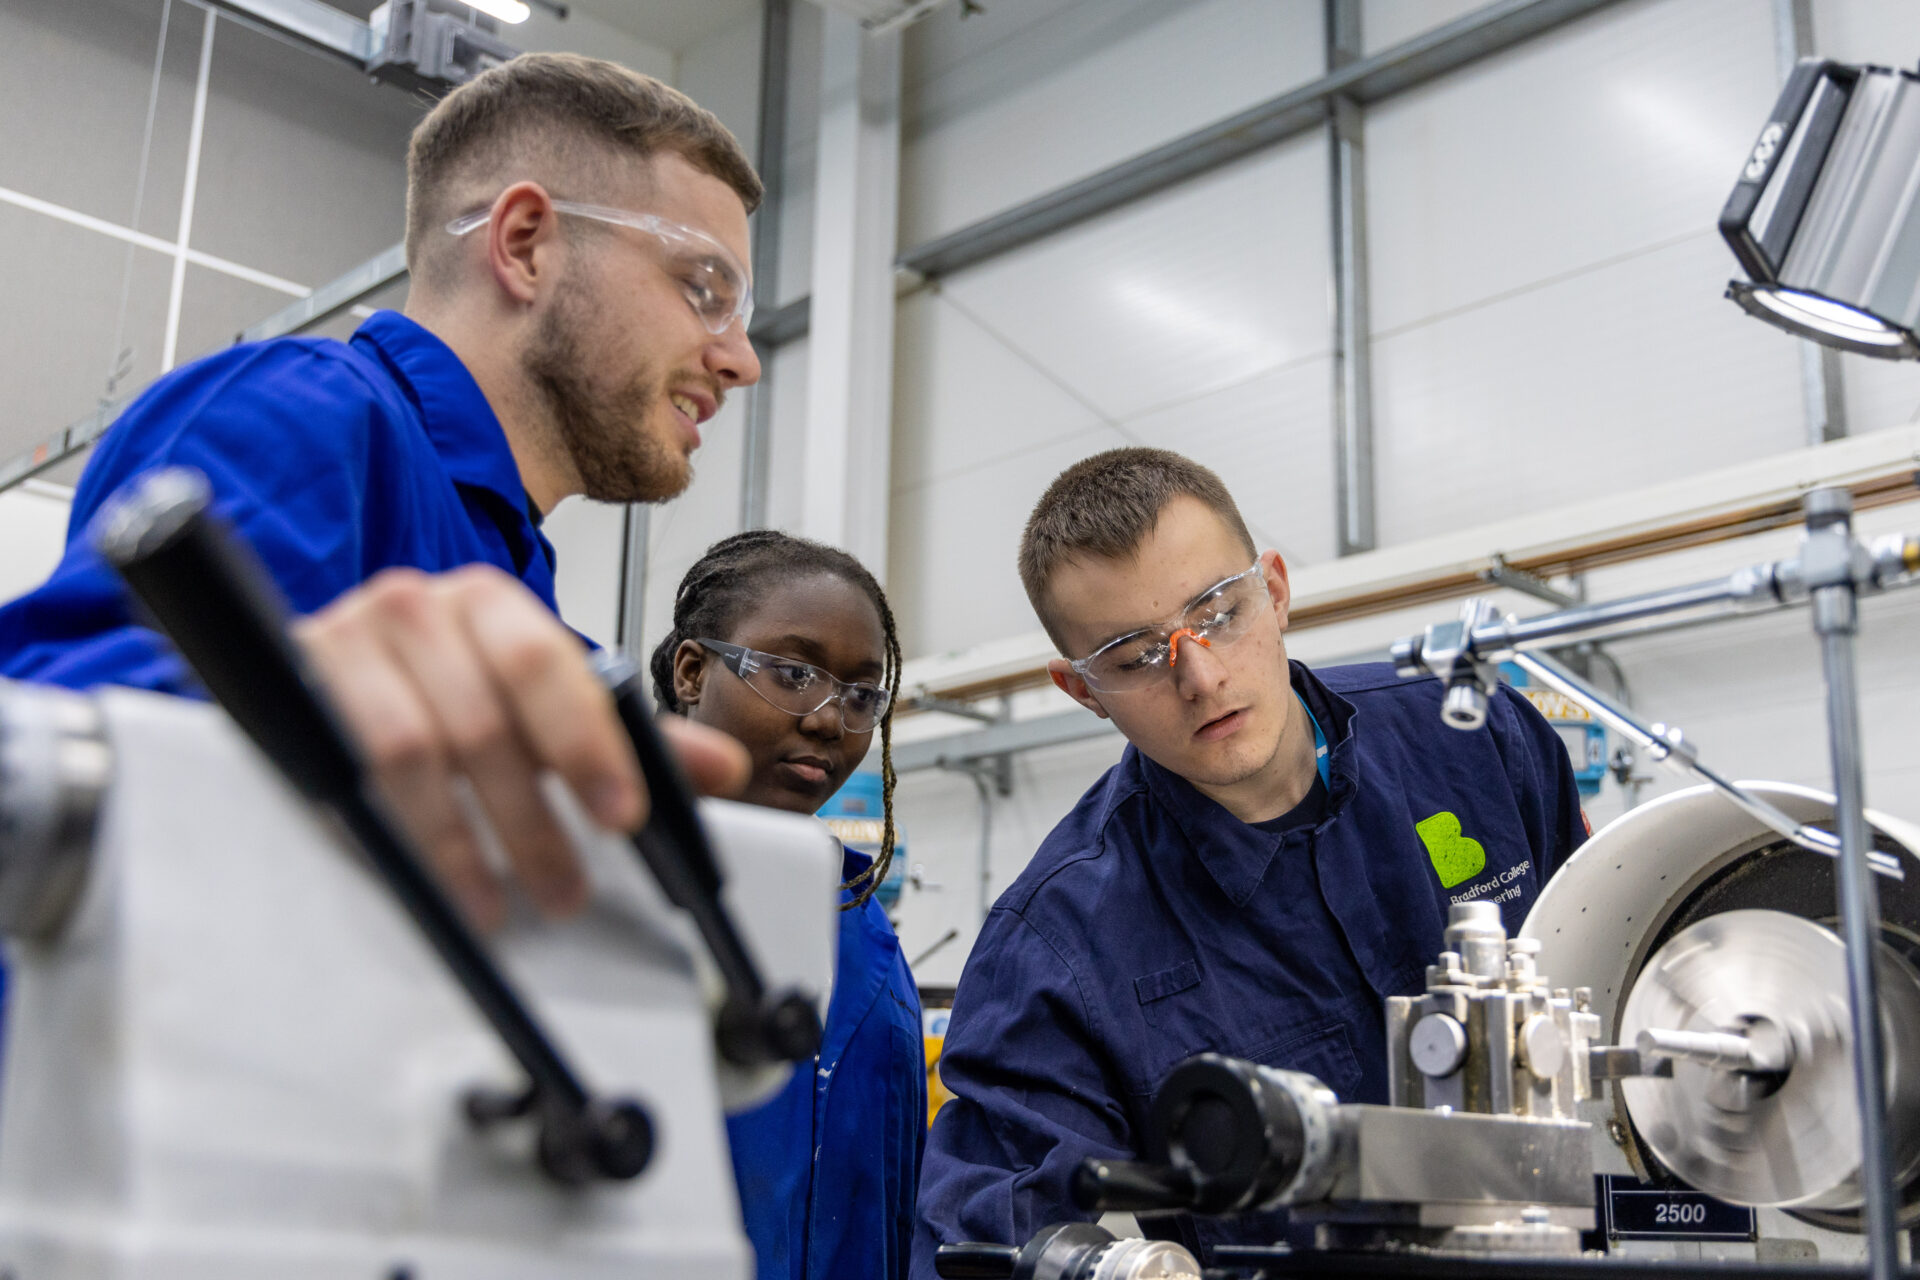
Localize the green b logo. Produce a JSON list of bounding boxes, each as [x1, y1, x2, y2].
[[1416, 811, 1486, 889]]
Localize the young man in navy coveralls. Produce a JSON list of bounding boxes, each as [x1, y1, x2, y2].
[[911, 449, 1588, 1272]]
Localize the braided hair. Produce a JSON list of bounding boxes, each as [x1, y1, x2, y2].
[[649, 530, 902, 911]]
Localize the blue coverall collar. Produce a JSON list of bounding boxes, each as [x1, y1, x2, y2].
[[1132, 660, 1362, 908], [350, 312, 529, 505], [351, 311, 554, 575]]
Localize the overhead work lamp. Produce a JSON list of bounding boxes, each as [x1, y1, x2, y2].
[[1722, 59, 1920, 359]]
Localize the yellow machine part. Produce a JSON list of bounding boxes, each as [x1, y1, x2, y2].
[[925, 1034, 954, 1128]]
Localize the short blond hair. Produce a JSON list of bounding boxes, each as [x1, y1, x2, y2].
[[404, 52, 760, 289]]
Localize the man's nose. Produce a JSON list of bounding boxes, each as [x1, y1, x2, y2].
[[1171, 635, 1228, 697], [710, 321, 762, 388]]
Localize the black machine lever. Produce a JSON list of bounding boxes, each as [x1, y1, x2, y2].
[[592, 650, 823, 1067], [93, 467, 652, 1186]]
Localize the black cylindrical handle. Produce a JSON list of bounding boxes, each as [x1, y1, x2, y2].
[[92, 467, 359, 803], [932, 1244, 1018, 1279], [595, 650, 822, 1066], [1070, 1157, 1196, 1213]]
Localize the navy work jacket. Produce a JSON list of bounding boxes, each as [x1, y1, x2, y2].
[[911, 661, 1587, 1273], [0, 310, 559, 693], [728, 847, 926, 1280]]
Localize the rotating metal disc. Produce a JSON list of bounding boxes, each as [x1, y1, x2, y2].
[[1619, 909, 1920, 1210]]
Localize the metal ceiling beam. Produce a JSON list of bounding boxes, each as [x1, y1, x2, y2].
[[892, 0, 1625, 286], [201, 0, 376, 66]]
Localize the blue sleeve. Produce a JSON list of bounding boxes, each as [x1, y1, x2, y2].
[[1487, 684, 1588, 882], [0, 343, 386, 694], [911, 908, 1130, 1280]]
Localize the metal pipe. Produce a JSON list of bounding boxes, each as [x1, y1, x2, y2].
[[1807, 493, 1898, 1278], [1509, 649, 1901, 877], [740, 0, 791, 532], [1488, 575, 1764, 651]]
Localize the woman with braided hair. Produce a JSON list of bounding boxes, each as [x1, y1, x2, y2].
[[650, 529, 922, 1280]]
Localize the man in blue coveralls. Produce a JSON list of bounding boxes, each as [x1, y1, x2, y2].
[[911, 448, 1588, 1272], [0, 54, 763, 923]]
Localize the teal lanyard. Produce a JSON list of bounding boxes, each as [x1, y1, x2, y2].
[[1298, 693, 1330, 788]]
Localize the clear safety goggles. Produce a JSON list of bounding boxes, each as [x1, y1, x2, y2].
[[447, 199, 755, 336], [697, 639, 892, 732], [1068, 563, 1268, 693]]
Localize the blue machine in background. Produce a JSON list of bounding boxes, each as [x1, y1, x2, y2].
[[1501, 662, 1608, 797], [817, 772, 908, 910]]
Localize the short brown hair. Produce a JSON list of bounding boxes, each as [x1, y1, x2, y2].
[[1019, 448, 1256, 650], [404, 52, 761, 289]]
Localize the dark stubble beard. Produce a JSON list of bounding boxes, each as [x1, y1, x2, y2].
[[522, 278, 691, 504]]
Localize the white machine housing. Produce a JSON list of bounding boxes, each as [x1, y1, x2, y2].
[[0, 685, 841, 1279], [1523, 781, 1920, 1261]]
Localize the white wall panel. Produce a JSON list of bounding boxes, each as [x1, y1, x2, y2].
[[762, 336, 813, 535], [1842, 355, 1920, 438], [545, 497, 626, 647], [634, 392, 751, 663], [0, 485, 74, 609], [1359, 0, 1490, 54], [1364, 0, 1777, 335], [1372, 232, 1804, 545], [890, 289, 1106, 492], [1122, 354, 1339, 566], [890, 424, 1130, 659], [899, 0, 1322, 246], [938, 137, 1332, 424]]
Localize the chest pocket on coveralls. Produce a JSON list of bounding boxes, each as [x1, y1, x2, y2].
[[1131, 961, 1363, 1100]]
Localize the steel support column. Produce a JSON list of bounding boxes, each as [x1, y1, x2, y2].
[[1775, 0, 1847, 445], [1328, 0, 1375, 556], [740, 0, 793, 532], [614, 503, 650, 661], [800, 13, 901, 576]]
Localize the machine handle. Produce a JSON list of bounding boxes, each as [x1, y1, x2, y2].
[[595, 651, 822, 1066], [93, 467, 653, 1185], [1071, 1156, 1197, 1213], [932, 1244, 1018, 1279]]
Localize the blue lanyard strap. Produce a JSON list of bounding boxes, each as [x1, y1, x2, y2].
[[1298, 693, 1330, 788]]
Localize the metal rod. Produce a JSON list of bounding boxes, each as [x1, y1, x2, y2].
[[740, 0, 791, 532], [1811, 537, 1899, 1277], [1489, 576, 1763, 650], [1509, 650, 1902, 877]]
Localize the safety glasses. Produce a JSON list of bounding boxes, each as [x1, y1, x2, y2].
[[696, 639, 892, 732], [447, 198, 755, 336], [1068, 563, 1268, 693]]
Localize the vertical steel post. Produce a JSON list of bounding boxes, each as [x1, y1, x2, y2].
[[1773, 0, 1848, 445], [1805, 488, 1896, 1279], [740, 0, 793, 531], [614, 503, 649, 661], [1328, 0, 1375, 555]]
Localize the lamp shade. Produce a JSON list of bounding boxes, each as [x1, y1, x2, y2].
[[1722, 59, 1920, 360]]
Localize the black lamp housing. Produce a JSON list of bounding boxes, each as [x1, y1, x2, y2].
[[1721, 58, 1920, 360]]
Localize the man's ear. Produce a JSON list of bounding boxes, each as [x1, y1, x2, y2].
[[1048, 659, 1109, 720], [1259, 549, 1293, 633], [672, 638, 708, 709], [486, 181, 563, 306]]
